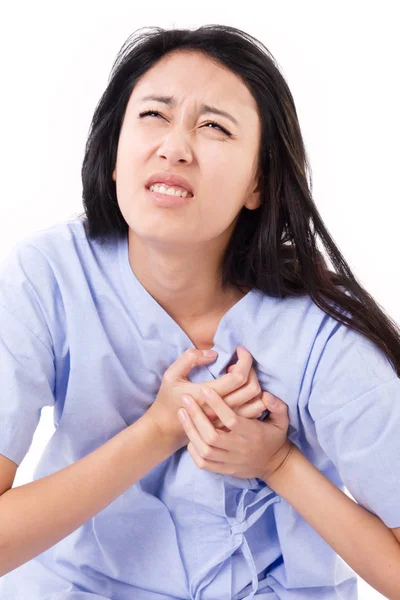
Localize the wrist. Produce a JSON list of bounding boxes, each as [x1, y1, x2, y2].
[[263, 441, 296, 486], [142, 405, 185, 453]]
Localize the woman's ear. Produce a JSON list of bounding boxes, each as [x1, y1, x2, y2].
[[244, 171, 262, 211], [244, 184, 262, 210]]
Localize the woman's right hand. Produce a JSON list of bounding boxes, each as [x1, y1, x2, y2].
[[146, 346, 269, 450]]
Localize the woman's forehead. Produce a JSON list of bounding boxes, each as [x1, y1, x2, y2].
[[132, 51, 256, 107]]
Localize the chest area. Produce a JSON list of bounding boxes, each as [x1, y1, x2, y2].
[[173, 291, 250, 351], [178, 321, 218, 350]]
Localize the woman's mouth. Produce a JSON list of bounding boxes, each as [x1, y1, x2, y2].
[[145, 185, 194, 207]]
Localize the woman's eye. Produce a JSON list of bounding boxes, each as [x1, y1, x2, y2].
[[203, 120, 231, 136], [139, 110, 162, 119], [138, 110, 231, 137]]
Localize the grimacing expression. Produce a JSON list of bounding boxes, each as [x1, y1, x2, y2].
[[112, 50, 262, 248]]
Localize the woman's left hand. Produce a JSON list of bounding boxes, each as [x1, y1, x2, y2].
[[177, 385, 293, 482]]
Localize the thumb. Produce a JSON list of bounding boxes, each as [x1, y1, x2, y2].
[[165, 348, 218, 381], [262, 392, 289, 424]]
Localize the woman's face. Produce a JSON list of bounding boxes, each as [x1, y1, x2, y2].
[[113, 49, 262, 250]]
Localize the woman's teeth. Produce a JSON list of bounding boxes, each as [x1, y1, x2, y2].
[[149, 184, 193, 198]]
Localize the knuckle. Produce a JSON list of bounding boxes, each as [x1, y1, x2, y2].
[[205, 431, 218, 446], [250, 382, 262, 397], [201, 444, 212, 459], [162, 370, 174, 385], [233, 371, 246, 386], [226, 415, 239, 430]]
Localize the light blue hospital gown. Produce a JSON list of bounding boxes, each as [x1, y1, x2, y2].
[[0, 216, 399, 600]]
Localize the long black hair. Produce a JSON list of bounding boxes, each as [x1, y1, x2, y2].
[[77, 24, 400, 376]]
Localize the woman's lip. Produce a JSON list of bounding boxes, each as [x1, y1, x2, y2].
[[145, 185, 194, 207]]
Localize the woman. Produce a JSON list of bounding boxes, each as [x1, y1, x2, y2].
[[0, 24, 399, 599]]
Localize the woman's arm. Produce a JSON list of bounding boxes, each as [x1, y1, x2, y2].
[[265, 444, 400, 599], [0, 414, 177, 577]]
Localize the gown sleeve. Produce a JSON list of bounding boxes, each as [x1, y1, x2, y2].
[[0, 241, 56, 466], [308, 319, 400, 528]]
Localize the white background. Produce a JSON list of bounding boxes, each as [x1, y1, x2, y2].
[[0, 1, 399, 598]]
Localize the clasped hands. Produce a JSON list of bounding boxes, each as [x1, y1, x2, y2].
[[177, 346, 292, 483], [149, 345, 292, 484]]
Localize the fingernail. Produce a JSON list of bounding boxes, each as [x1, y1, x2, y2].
[[202, 350, 217, 357], [182, 396, 192, 408], [269, 395, 277, 405], [203, 387, 214, 399], [178, 409, 187, 422]]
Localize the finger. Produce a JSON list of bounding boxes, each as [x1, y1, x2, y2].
[[223, 366, 262, 410], [261, 391, 278, 409], [236, 345, 254, 374], [206, 346, 254, 399], [178, 397, 231, 455], [262, 392, 290, 426], [226, 346, 254, 382], [198, 385, 251, 435], [164, 348, 218, 382], [187, 442, 234, 475], [235, 397, 267, 419]]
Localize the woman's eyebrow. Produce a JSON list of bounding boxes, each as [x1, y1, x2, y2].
[[138, 94, 239, 127]]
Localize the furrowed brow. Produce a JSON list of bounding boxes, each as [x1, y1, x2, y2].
[[139, 95, 239, 127]]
